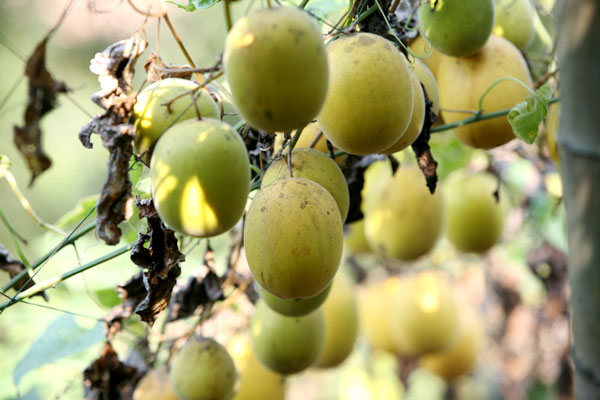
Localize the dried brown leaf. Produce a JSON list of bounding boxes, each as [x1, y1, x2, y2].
[[14, 37, 69, 186], [144, 51, 192, 83], [411, 88, 438, 194], [83, 342, 139, 400]]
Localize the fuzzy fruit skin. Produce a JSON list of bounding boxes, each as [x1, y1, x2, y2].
[[259, 281, 331, 317], [493, 0, 535, 51], [317, 33, 413, 155], [383, 72, 425, 153], [151, 119, 250, 238], [364, 166, 443, 261], [444, 172, 506, 253], [315, 273, 359, 367], [438, 35, 533, 149], [418, 0, 495, 57], [133, 367, 178, 400], [409, 35, 442, 76], [262, 148, 350, 221], [251, 300, 325, 374], [420, 307, 484, 381], [228, 334, 285, 400], [388, 272, 459, 356], [170, 337, 237, 400], [224, 6, 328, 132], [134, 78, 220, 157], [244, 178, 343, 299]]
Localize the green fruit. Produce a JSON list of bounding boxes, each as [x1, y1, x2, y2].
[[444, 172, 506, 253], [411, 58, 440, 116], [315, 273, 359, 367], [493, 0, 535, 50], [418, 0, 495, 57], [151, 119, 250, 237], [389, 271, 459, 356], [361, 160, 392, 215], [244, 178, 343, 299], [317, 33, 414, 155], [383, 72, 425, 153], [344, 219, 371, 254], [259, 281, 332, 317], [273, 122, 347, 165], [170, 337, 237, 400], [134, 78, 220, 157], [251, 300, 325, 374], [133, 367, 178, 400], [438, 35, 533, 149], [262, 148, 350, 221], [224, 6, 328, 132], [364, 166, 443, 261], [228, 334, 285, 400]]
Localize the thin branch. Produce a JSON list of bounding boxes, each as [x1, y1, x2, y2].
[[162, 13, 205, 83]]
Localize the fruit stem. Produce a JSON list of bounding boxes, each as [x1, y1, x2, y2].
[[224, 0, 233, 31], [298, 0, 311, 9], [163, 13, 205, 85]]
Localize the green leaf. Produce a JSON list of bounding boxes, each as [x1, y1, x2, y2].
[[13, 314, 104, 388], [94, 288, 121, 308], [55, 195, 98, 228], [167, 0, 222, 11], [508, 84, 553, 144]]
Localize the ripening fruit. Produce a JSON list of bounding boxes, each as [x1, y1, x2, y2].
[[170, 337, 237, 400], [251, 300, 325, 374], [444, 172, 506, 253], [133, 367, 178, 400], [383, 72, 426, 153], [545, 103, 560, 165], [388, 271, 459, 356], [409, 35, 442, 76], [344, 219, 371, 254], [258, 281, 332, 317], [420, 307, 485, 381], [262, 148, 350, 221], [224, 6, 328, 132], [438, 35, 534, 149], [317, 33, 414, 155], [244, 178, 343, 299], [228, 334, 285, 400], [418, 0, 495, 57], [151, 119, 250, 237], [273, 122, 347, 165], [361, 160, 392, 215], [134, 78, 220, 158], [364, 166, 443, 261], [315, 273, 359, 367], [493, 0, 535, 51], [411, 58, 440, 117]]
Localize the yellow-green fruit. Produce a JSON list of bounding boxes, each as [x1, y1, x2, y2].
[[438, 35, 534, 149], [420, 307, 484, 381], [133, 367, 178, 400], [315, 273, 359, 367], [344, 219, 371, 254], [409, 35, 442, 76], [546, 102, 560, 165], [418, 0, 495, 57], [224, 6, 328, 132], [361, 160, 392, 215], [444, 172, 506, 253], [274, 122, 347, 165], [251, 300, 325, 374], [364, 167, 443, 261], [493, 0, 535, 50], [151, 119, 250, 237], [411, 58, 440, 116], [170, 337, 237, 400], [383, 72, 426, 153], [134, 78, 220, 157], [317, 33, 414, 155], [228, 334, 285, 400], [262, 148, 350, 221], [259, 281, 331, 317], [389, 272, 459, 356], [359, 278, 403, 354], [244, 178, 343, 298]]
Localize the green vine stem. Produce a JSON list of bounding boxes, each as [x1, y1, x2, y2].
[[475, 76, 538, 117], [1, 221, 96, 293], [0, 242, 134, 312], [0, 205, 32, 271]]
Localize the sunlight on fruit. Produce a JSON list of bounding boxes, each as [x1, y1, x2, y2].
[[179, 176, 218, 236]]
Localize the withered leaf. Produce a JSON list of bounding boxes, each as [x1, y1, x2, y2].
[[411, 87, 439, 194], [144, 51, 192, 83], [342, 154, 386, 224], [79, 34, 147, 245], [14, 37, 69, 186], [83, 342, 139, 400], [0, 244, 46, 300], [169, 269, 225, 322], [104, 272, 147, 339]]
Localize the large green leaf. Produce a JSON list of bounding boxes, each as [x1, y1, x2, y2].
[[167, 0, 222, 11], [508, 84, 553, 144], [55, 195, 98, 228], [13, 315, 104, 388]]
